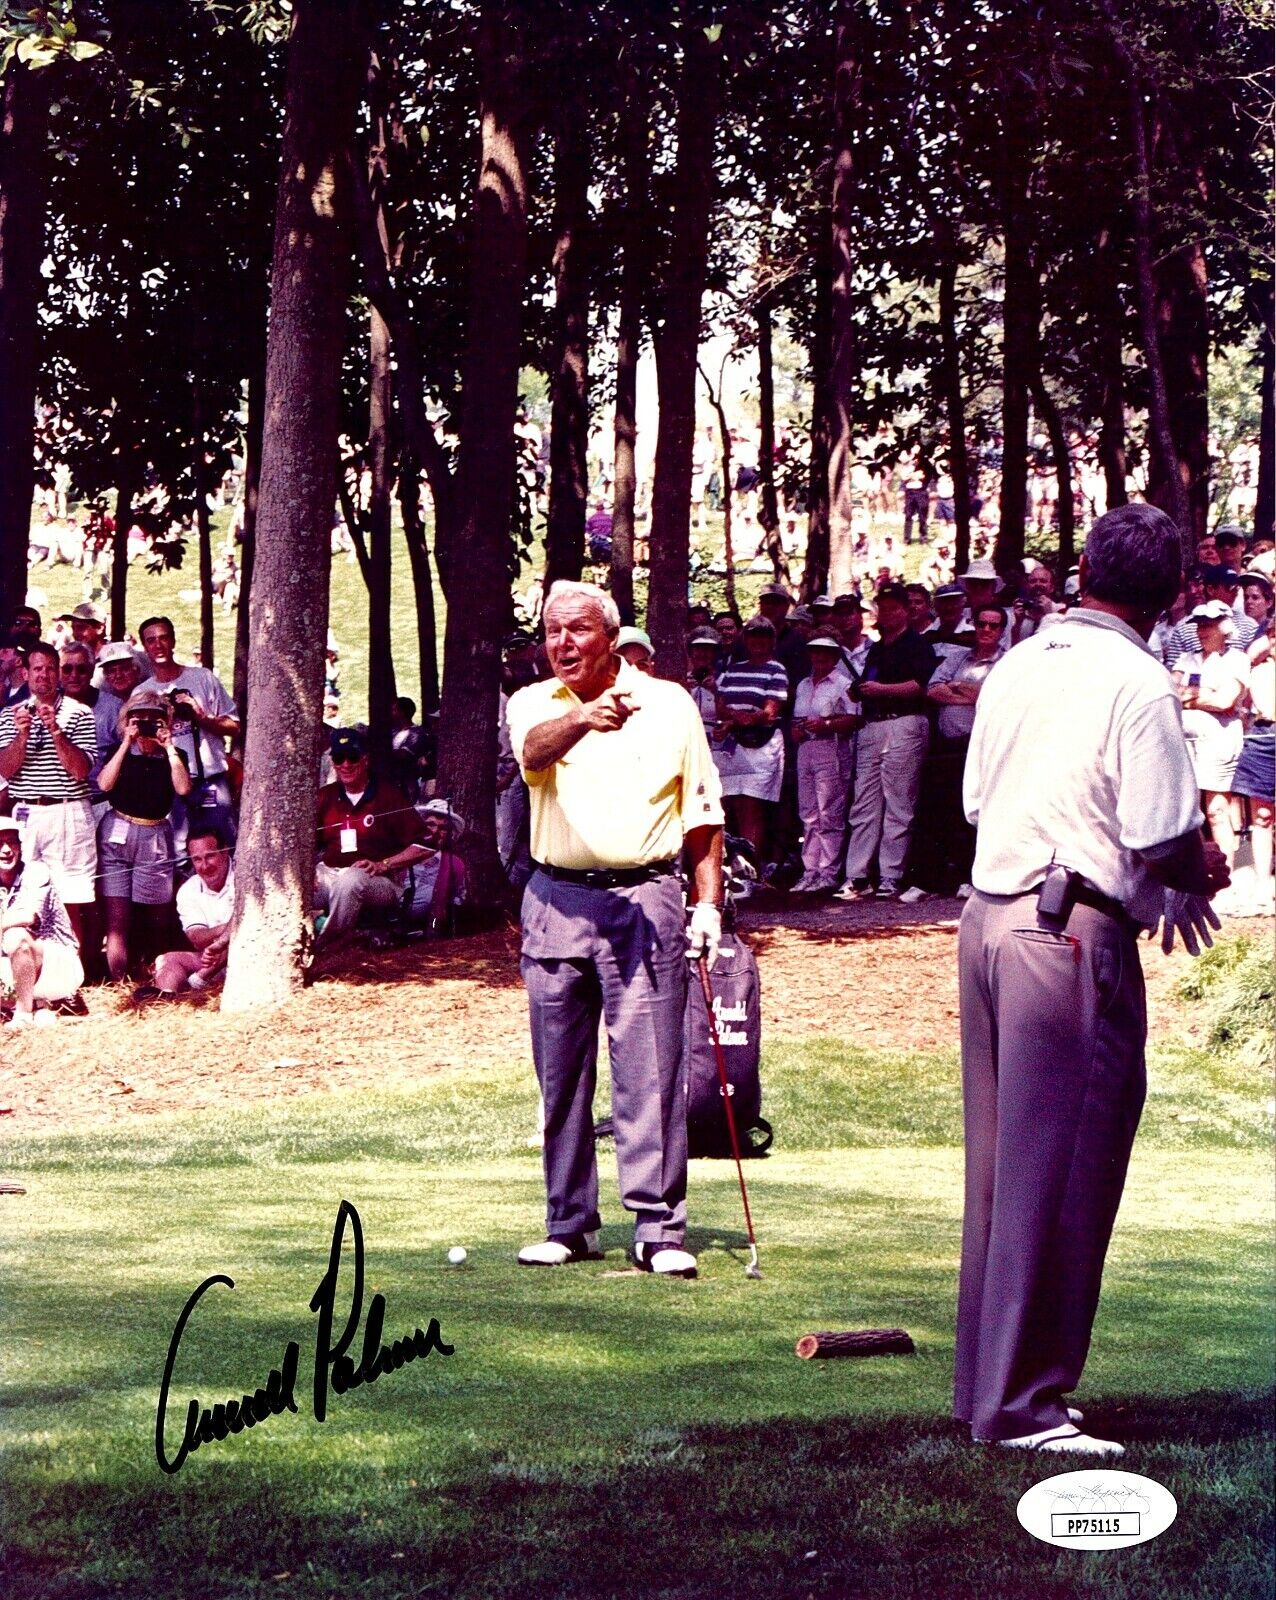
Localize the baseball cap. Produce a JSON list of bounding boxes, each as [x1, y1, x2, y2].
[[1063, 574, 1082, 599], [810, 594, 836, 610], [759, 582, 792, 601], [1214, 525, 1246, 545], [787, 605, 815, 625], [329, 728, 368, 762], [832, 593, 861, 609], [876, 582, 910, 606], [935, 583, 965, 600], [1201, 564, 1241, 586], [688, 626, 721, 647], [960, 559, 998, 583], [806, 632, 843, 651], [1188, 599, 1234, 623], [742, 614, 776, 635], [97, 640, 136, 665], [0, 816, 21, 836], [615, 625, 654, 657]]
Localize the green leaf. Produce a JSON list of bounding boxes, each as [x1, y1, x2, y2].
[[69, 38, 102, 59], [703, 23, 722, 44]]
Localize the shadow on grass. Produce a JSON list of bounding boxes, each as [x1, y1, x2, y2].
[[3, 1391, 1271, 1600]]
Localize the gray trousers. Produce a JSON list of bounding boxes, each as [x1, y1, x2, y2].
[[521, 868, 689, 1245], [953, 890, 1147, 1441]]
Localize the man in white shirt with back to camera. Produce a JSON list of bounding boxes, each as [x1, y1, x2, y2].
[[954, 503, 1230, 1459]]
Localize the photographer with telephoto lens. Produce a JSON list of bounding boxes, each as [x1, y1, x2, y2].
[[96, 688, 192, 980]]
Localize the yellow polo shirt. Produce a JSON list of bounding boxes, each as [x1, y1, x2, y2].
[[505, 660, 724, 869]]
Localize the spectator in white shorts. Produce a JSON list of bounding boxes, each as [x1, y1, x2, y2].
[[0, 640, 97, 955], [0, 816, 83, 1027], [96, 688, 192, 980], [154, 826, 234, 994]]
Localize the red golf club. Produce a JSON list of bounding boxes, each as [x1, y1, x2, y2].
[[697, 954, 762, 1279]]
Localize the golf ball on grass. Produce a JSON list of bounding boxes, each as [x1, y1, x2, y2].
[[447, 1246, 468, 1265]]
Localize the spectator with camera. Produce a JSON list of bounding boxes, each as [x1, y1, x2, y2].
[[0, 640, 97, 956], [96, 687, 192, 981], [137, 616, 239, 842]]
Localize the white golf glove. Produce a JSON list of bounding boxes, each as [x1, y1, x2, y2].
[[686, 903, 723, 971], [1153, 890, 1221, 957]]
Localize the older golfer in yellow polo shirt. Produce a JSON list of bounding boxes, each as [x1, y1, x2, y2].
[[506, 580, 724, 1277]]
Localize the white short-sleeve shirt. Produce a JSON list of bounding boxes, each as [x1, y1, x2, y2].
[[964, 609, 1202, 924], [176, 867, 235, 936]]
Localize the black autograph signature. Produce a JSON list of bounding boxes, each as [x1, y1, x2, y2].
[[156, 1199, 454, 1473]]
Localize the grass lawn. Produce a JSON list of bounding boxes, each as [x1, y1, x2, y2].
[[1, 998, 1271, 1600]]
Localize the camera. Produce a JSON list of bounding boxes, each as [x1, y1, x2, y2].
[[133, 712, 162, 737], [165, 689, 195, 724]]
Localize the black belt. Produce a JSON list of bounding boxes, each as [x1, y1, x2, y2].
[[863, 708, 925, 723], [535, 858, 677, 889], [17, 795, 86, 806], [1033, 876, 1135, 932]]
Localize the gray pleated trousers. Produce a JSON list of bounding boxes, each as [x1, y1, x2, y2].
[[953, 890, 1147, 1441], [521, 868, 689, 1245]]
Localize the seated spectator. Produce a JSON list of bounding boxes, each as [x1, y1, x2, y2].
[[154, 826, 234, 994], [314, 727, 429, 952], [96, 688, 192, 980], [615, 626, 656, 674], [401, 799, 467, 934], [0, 815, 83, 1028]]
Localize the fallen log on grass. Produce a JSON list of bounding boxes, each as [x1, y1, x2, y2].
[[795, 1328, 915, 1359]]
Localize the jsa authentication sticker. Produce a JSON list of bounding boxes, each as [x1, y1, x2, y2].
[[1017, 1470, 1178, 1550]]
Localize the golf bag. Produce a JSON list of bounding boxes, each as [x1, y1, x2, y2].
[[684, 929, 771, 1158]]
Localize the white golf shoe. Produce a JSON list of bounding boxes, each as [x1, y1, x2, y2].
[[517, 1231, 602, 1267]]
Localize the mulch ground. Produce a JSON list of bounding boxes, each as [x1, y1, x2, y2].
[[0, 896, 1262, 1134]]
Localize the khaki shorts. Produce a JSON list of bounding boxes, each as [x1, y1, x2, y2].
[[18, 798, 97, 905], [0, 940, 84, 1003]]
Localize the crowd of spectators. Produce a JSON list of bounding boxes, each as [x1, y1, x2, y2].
[[493, 520, 1276, 922], [0, 606, 463, 1024]]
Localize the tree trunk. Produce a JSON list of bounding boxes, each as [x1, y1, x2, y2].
[[192, 380, 215, 670], [223, 0, 370, 1013], [0, 61, 50, 625], [1028, 366, 1075, 573], [1095, 227, 1128, 513], [698, 360, 736, 618], [1099, 0, 1188, 541], [609, 62, 649, 627], [434, 3, 531, 911], [935, 230, 971, 573], [755, 296, 786, 583], [802, 218, 832, 602], [367, 305, 396, 757], [110, 448, 141, 641], [399, 460, 439, 713], [826, 3, 860, 598], [1256, 300, 1274, 545], [543, 100, 590, 593], [233, 352, 266, 723], [1151, 231, 1210, 549], [646, 24, 722, 674], [997, 142, 1034, 572]]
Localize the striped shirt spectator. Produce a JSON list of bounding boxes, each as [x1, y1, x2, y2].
[[0, 690, 96, 802], [715, 658, 790, 745]]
